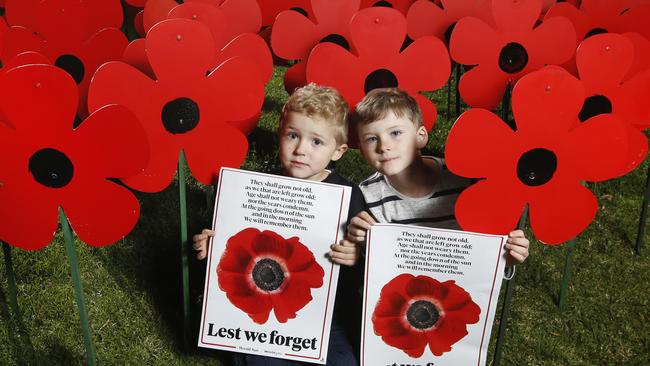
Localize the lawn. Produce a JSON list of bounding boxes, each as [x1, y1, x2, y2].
[[1, 66, 649, 365]]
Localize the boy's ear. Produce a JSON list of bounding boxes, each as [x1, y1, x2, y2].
[[331, 143, 349, 162], [416, 126, 428, 148]]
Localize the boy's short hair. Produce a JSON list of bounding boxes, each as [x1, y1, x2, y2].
[[281, 83, 349, 144], [354, 88, 423, 128]]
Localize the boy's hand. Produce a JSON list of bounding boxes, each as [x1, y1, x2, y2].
[[347, 211, 376, 244], [505, 229, 530, 265], [329, 239, 360, 266], [192, 229, 215, 260]]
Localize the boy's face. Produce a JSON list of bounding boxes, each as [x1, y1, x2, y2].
[[279, 112, 348, 181], [357, 111, 428, 177]]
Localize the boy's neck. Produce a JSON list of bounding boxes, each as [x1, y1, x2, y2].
[[385, 156, 437, 198]]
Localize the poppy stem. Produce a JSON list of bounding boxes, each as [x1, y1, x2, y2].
[[634, 160, 650, 255], [558, 238, 576, 312], [178, 150, 191, 350], [58, 207, 96, 366], [493, 206, 527, 366], [454, 64, 461, 118], [2, 241, 22, 322]]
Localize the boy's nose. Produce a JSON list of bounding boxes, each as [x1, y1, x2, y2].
[[294, 140, 308, 155], [377, 139, 391, 153]]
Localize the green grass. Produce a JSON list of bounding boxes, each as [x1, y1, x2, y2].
[[1, 66, 650, 365]]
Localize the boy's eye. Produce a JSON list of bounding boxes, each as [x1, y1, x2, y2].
[[365, 136, 378, 143], [287, 132, 298, 139], [313, 138, 323, 146], [390, 130, 402, 137]]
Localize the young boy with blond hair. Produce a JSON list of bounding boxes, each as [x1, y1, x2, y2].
[[193, 83, 365, 365], [346, 88, 530, 268]]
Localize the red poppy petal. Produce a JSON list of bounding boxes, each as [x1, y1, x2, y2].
[[413, 93, 437, 132], [33, 0, 91, 43], [446, 108, 516, 179], [122, 39, 156, 79], [251, 230, 290, 258], [284, 62, 308, 94], [2, 26, 48, 66], [143, 0, 177, 33], [283, 237, 319, 271], [563, 114, 629, 181], [449, 16, 498, 66], [134, 10, 146, 37], [269, 280, 312, 323], [624, 69, 650, 129], [216, 33, 273, 82], [437, 280, 474, 312], [127, 0, 147, 6], [526, 16, 576, 67], [270, 7, 317, 60], [218, 228, 258, 273], [168, 3, 230, 49], [406, 0, 444, 41], [86, 0, 124, 32], [373, 316, 427, 357], [350, 7, 406, 59], [623, 32, 650, 81], [147, 19, 216, 82], [458, 64, 508, 109], [2, 51, 50, 70], [219, 271, 273, 322], [393, 36, 450, 92], [619, 4, 650, 41], [405, 275, 444, 299], [72, 105, 148, 180], [455, 179, 526, 235], [492, 0, 541, 33], [511, 66, 584, 135], [220, 0, 262, 38], [373, 289, 408, 318], [576, 33, 632, 89], [61, 180, 140, 247], [0, 64, 76, 134], [528, 180, 596, 244], [5, 0, 39, 30], [425, 317, 469, 356], [0, 176, 58, 251]]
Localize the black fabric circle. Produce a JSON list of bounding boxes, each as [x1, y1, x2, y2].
[[161, 97, 200, 134], [578, 94, 612, 122], [364, 69, 398, 94], [290, 7, 309, 17], [252, 258, 285, 291], [55, 54, 85, 84], [516, 148, 557, 186], [406, 300, 439, 330], [373, 1, 393, 7], [319, 34, 350, 51], [29, 148, 74, 188], [585, 28, 608, 39], [498, 42, 529, 74]]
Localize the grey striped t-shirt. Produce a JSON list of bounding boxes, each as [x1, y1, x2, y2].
[[359, 156, 471, 229]]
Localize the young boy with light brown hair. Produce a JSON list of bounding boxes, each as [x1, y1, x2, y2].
[[346, 88, 530, 267], [193, 83, 365, 365]]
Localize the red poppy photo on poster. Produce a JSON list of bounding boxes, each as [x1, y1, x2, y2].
[[217, 227, 325, 324], [372, 274, 480, 358]]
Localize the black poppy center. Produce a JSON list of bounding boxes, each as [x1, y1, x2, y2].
[[516, 148, 557, 186], [373, 0, 393, 7], [252, 258, 285, 291], [290, 7, 308, 17], [364, 69, 398, 94], [28, 148, 74, 188], [406, 300, 439, 329], [498, 42, 528, 74], [578, 94, 612, 122], [161, 97, 200, 134], [55, 54, 85, 84], [585, 28, 608, 39], [319, 34, 350, 51]]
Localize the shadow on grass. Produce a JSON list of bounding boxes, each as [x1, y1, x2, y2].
[[0, 287, 42, 365]]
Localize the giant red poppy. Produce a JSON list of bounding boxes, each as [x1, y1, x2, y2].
[[271, 0, 360, 93], [450, 0, 576, 109], [217, 228, 325, 324], [257, 0, 314, 27], [407, 0, 494, 44], [372, 274, 480, 357], [2, 0, 127, 118], [544, 0, 650, 75], [0, 64, 148, 250], [306, 6, 450, 133], [445, 66, 629, 244], [88, 19, 265, 193], [360, 0, 417, 15], [573, 33, 650, 175]]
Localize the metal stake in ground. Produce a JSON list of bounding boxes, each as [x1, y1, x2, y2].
[[178, 150, 191, 350], [2, 241, 22, 322], [635, 161, 650, 255], [59, 207, 96, 366], [558, 238, 576, 312]]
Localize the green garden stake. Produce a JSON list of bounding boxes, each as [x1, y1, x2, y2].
[[634, 162, 650, 255], [2, 241, 22, 321], [178, 150, 191, 350], [59, 207, 96, 366], [493, 207, 528, 366], [558, 238, 576, 312]]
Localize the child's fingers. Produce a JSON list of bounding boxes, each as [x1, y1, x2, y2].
[[330, 243, 356, 254], [329, 251, 356, 266]]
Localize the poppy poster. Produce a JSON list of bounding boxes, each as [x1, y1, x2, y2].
[[198, 168, 351, 364], [361, 224, 507, 366]]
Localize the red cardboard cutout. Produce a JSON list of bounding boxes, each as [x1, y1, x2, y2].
[[271, 0, 360, 93], [257, 0, 314, 27], [450, 0, 576, 109], [306, 7, 450, 134], [360, 0, 417, 16], [88, 19, 265, 192], [574, 33, 650, 175], [1, 0, 128, 118], [0, 65, 147, 250], [445, 67, 628, 244], [407, 0, 494, 44]]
